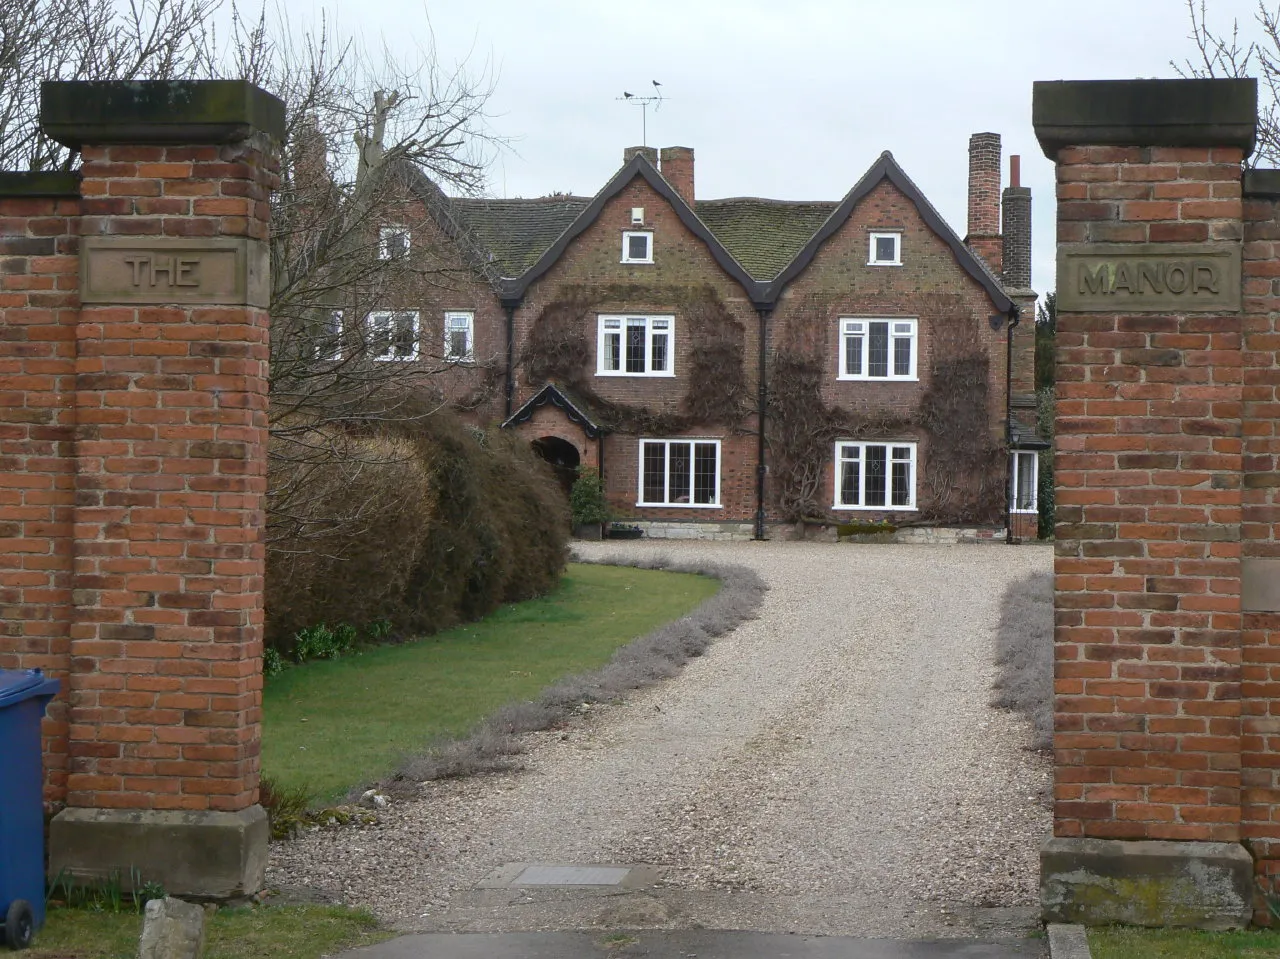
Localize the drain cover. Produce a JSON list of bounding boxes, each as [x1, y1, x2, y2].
[[477, 862, 658, 889], [515, 865, 630, 885]]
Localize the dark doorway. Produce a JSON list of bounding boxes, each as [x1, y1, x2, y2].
[[532, 436, 580, 496]]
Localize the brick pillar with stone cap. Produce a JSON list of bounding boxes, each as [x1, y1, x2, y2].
[[1033, 77, 1259, 929], [36, 79, 284, 900]]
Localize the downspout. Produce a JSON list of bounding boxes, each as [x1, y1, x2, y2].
[[1004, 304, 1021, 545], [503, 300, 517, 419], [755, 306, 770, 541]]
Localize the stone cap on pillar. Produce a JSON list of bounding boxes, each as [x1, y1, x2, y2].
[[1032, 78, 1257, 159], [40, 79, 285, 149]]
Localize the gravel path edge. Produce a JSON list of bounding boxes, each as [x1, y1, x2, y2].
[[381, 554, 768, 790]]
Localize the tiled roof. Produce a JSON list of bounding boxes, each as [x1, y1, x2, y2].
[[694, 198, 838, 281], [448, 196, 591, 278]]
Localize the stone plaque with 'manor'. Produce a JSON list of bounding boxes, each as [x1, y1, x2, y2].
[[1057, 242, 1241, 313], [81, 236, 268, 307]]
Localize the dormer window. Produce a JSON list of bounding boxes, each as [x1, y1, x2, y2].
[[622, 231, 653, 264], [379, 225, 410, 260], [869, 232, 902, 266]]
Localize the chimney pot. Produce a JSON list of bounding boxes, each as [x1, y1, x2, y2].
[[1010, 155, 1021, 189]]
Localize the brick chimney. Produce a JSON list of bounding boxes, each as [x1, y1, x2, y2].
[[659, 146, 695, 206], [966, 132, 1002, 275], [1001, 155, 1032, 290], [623, 145, 658, 167]]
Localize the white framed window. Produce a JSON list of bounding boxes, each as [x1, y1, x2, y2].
[[316, 309, 343, 360], [444, 311, 474, 362], [597, 314, 674, 376], [868, 231, 902, 266], [638, 439, 721, 507], [1010, 450, 1039, 515], [368, 310, 419, 361], [379, 224, 410, 260], [622, 231, 653, 263], [840, 318, 917, 380], [835, 441, 917, 511]]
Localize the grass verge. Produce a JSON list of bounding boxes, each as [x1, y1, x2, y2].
[[264, 562, 723, 802], [1089, 926, 1280, 958], [29, 904, 389, 959]]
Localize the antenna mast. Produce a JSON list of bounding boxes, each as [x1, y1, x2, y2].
[[617, 81, 664, 146]]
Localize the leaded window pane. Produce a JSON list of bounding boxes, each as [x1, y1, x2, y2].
[[668, 442, 691, 503], [894, 335, 911, 376], [876, 235, 896, 262], [626, 321, 646, 372], [865, 445, 887, 506], [840, 449, 860, 505], [868, 322, 889, 378], [642, 444, 666, 503], [694, 443, 717, 504]]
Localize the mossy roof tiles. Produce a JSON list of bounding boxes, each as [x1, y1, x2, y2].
[[693, 199, 839, 281], [448, 196, 592, 277]]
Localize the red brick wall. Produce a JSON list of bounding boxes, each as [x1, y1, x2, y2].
[[513, 174, 760, 523], [770, 177, 1010, 523], [1242, 190, 1280, 906], [0, 187, 81, 803], [1052, 145, 1245, 843], [63, 139, 277, 813]]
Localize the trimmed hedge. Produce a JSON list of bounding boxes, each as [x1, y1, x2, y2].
[[265, 411, 570, 651]]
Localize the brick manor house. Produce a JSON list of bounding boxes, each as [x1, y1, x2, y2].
[[349, 133, 1043, 540]]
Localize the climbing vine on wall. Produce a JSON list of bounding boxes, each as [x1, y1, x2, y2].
[[767, 292, 1004, 525], [521, 283, 749, 433]]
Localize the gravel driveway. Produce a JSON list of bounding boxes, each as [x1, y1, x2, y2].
[[267, 541, 1053, 941]]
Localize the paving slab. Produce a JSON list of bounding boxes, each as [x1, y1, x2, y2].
[[338, 929, 1048, 959]]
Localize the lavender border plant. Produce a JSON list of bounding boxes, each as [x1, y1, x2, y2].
[[382, 556, 767, 791]]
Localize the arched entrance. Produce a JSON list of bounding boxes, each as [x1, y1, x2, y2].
[[531, 436, 580, 496]]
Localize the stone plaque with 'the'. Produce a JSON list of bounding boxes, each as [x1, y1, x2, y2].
[[81, 236, 268, 307], [1057, 242, 1241, 313]]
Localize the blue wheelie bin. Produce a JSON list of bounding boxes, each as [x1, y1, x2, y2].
[[0, 669, 60, 950]]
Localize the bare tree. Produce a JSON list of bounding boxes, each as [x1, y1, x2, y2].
[[1176, 0, 1280, 165], [0, 0, 221, 170], [2, 1, 506, 551]]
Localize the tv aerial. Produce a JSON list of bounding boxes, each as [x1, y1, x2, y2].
[[617, 81, 664, 146]]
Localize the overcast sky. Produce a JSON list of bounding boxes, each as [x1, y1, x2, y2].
[[315, 0, 1264, 301]]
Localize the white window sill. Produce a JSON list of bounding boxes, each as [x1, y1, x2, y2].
[[836, 375, 918, 382], [867, 260, 903, 267], [373, 356, 418, 362], [833, 504, 917, 512], [621, 258, 654, 265], [597, 370, 676, 378], [636, 501, 722, 509], [1011, 508, 1039, 515]]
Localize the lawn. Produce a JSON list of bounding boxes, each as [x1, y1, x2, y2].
[[1089, 927, 1280, 958], [263, 562, 720, 801], [29, 904, 389, 959]]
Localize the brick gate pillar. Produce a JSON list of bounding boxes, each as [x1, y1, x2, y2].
[[1033, 79, 1259, 928], [32, 81, 283, 899]]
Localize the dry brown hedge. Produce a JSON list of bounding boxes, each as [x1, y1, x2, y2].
[[264, 410, 570, 651]]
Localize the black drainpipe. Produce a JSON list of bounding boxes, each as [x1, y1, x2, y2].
[[502, 300, 517, 418], [755, 306, 770, 541], [1004, 304, 1021, 545]]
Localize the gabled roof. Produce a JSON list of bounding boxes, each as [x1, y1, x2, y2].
[[761, 152, 1015, 313], [410, 149, 1016, 315], [502, 382, 605, 438], [501, 153, 766, 305]]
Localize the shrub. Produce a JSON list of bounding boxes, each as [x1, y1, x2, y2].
[[570, 467, 610, 525], [264, 408, 570, 651]]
